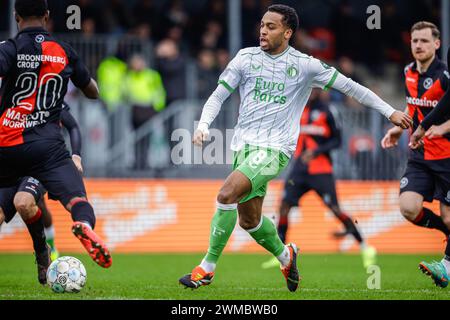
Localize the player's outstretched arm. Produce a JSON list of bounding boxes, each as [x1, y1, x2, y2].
[[193, 84, 231, 146], [331, 73, 412, 129]]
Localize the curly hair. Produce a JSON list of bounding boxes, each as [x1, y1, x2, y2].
[[267, 4, 299, 35], [15, 0, 48, 18]]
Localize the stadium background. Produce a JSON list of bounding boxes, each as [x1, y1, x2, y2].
[[0, 0, 449, 255]]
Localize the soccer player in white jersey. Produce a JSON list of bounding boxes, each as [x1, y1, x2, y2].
[[179, 4, 412, 292]]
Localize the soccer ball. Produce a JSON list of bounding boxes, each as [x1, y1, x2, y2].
[[46, 256, 87, 293]]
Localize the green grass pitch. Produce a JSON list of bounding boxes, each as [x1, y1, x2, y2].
[[1, 253, 449, 300]]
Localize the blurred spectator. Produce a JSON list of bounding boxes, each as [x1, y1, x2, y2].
[[242, 0, 261, 47], [304, 28, 335, 61], [216, 49, 230, 71], [124, 54, 166, 170], [330, 56, 363, 108], [380, 0, 405, 63], [159, 0, 189, 37], [97, 54, 128, 149], [330, 0, 363, 61], [132, 0, 160, 35], [132, 23, 152, 41], [166, 25, 187, 51], [97, 55, 128, 113], [102, 0, 133, 34], [71, 0, 102, 33], [155, 39, 187, 105], [197, 49, 220, 99], [81, 18, 96, 38], [201, 21, 226, 50], [348, 132, 375, 180]]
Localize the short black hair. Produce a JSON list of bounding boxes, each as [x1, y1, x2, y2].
[[268, 4, 299, 35], [15, 0, 48, 18]]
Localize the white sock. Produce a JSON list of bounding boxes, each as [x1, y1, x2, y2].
[[277, 246, 291, 267], [80, 221, 93, 230], [200, 258, 216, 273], [441, 258, 450, 276], [44, 225, 55, 240]]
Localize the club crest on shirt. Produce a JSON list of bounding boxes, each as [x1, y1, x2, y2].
[[423, 77, 433, 90], [35, 35, 45, 43], [400, 177, 408, 189], [286, 65, 298, 78]]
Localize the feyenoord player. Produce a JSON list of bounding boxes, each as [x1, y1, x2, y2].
[[179, 4, 411, 292], [261, 90, 376, 270], [381, 22, 450, 287], [0, 0, 112, 277], [408, 46, 450, 287]]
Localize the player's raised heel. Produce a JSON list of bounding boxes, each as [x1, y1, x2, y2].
[[71, 222, 112, 268], [280, 243, 300, 292], [179, 266, 214, 289]]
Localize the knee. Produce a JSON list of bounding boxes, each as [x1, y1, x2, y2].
[[13, 194, 36, 217], [400, 203, 421, 222], [239, 215, 260, 230], [217, 188, 237, 205], [442, 216, 450, 229], [0, 208, 5, 226]]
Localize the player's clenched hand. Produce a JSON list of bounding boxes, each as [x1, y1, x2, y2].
[[389, 111, 412, 129], [409, 125, 425, 150], [381, 126, 403, 149], [72, 155, 83, 174], [424, 125, 447, 140], [192, 128, 209, 146]]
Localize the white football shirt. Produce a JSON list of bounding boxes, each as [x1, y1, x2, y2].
[[219, 46, 338, 157]]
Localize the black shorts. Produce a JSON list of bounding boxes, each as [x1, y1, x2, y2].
[[0, 176, 45, 223], [282, 172, 339, 208], [0, 139, 86, 206], [400, 158, 450, 205]]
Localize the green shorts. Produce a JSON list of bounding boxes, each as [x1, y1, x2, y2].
[[233, 144, 290, 203]]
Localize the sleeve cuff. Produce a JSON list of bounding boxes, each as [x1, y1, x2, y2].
[[197, 122, 210, 134]]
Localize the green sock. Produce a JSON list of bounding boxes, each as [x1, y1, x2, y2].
[[46, 238, 55, 250], [248, 216, 285, 257], [204, 207, 237, 264]]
